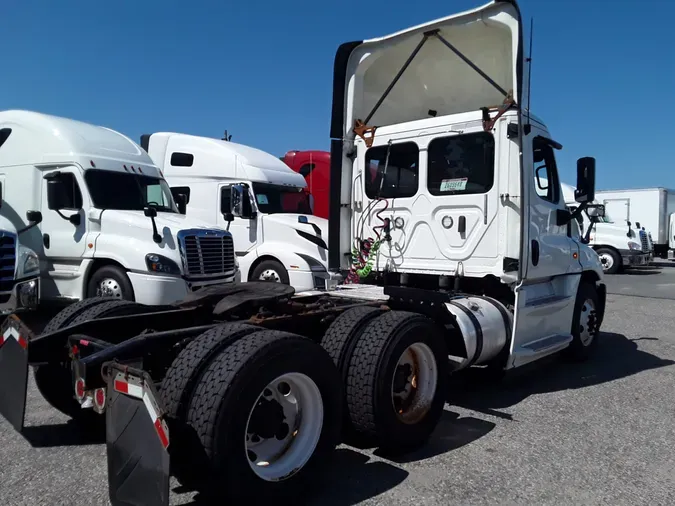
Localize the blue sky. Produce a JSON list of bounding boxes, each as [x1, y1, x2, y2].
[[2, 0, 673, 190]]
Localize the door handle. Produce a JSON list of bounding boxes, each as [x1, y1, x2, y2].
[[531, 239, 540, 266], [43, 233, 50, 249]]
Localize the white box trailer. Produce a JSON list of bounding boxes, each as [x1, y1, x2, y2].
[[595, 187, 675, 258]]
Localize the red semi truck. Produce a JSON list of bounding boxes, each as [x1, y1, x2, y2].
[[281, 150, 330, 219]]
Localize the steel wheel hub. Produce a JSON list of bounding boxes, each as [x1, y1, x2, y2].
[[579, 298, 598, 346], [599, 253, 613, 271], [391, 342, 438, 425], [245, 372, 323, 482]]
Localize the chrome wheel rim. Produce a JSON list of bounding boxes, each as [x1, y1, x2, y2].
[[97, 278, 122, 298], [598, 253, 614, 272], [259, 269, 281, 282], [579, 298, 597, 346]]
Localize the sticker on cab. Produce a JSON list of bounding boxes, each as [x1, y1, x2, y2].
[[440, 178, 468, 192], [256, 194, 269, 204]]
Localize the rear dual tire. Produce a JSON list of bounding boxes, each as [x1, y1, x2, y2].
[[163, 325, 342, 503], [34, 299, 146, 420], [321, 308, 449, 452]]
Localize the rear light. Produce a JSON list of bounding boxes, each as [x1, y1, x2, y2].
[[94, 388, 106, 412], [75, 378, 85, 401]]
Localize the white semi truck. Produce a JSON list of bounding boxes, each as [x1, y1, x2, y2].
[[594, 188, 674, 260], [0, 111, 239, 308], [0, 2, 608, 505], [141, 132, 330, 291], [562, 183, 651, 273]]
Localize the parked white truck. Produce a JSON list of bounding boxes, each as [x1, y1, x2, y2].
[[0, 2, 609, 505], [562, 183, 651, 273], [141, 132, 329, 291], [595, 187, 674, 259], [0, 111, 238, 307]]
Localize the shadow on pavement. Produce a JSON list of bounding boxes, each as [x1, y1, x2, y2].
[[451, 332, 674, 416], [622, 268, 662, 276], [22, 419, 105, 447], [181, 448, 410, 506], [374, 410, 495, 463]]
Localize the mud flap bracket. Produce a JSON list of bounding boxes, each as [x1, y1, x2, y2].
[[104, 362, 170, 506], [0, 315, 31, 432]]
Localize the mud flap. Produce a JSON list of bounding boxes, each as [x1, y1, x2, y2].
[[0, 315, 31, 432], [104, 362, 170, 506]]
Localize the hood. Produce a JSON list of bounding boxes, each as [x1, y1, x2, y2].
[[0, 215, 18, 235], [331, 0, 522, 140], [100, 209, 218, 231], [262, 214, 329, 241]]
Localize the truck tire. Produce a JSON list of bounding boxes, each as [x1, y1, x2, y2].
[[250, 259, 290, 284], [159, 323, 260, 485], [34, 300, 145, 420], [86, 264, 135, 301], [595, 247, 621, 274], [40, 297, 111, 335], [185, 329, 342, 504], [563, 282, 600, 362], [345, 311, 449, 453], [320, 306, 385, 437]]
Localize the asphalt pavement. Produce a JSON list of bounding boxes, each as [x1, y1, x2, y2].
[[1, 269, 675, 505]]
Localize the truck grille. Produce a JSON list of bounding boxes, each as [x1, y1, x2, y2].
[[178, 230, 235, 278], [0, 232, 16, 294], [639, 230, 649, 252]]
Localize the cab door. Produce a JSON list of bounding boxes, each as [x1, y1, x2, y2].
[[509, 131, 581, 368]]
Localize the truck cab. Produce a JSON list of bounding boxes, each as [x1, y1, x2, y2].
[[142, 133, 329, 291], [281, 150, 331, 220], [562, 183, 650, 273], [0, 111, 238, 307], [328, 0, 606, 367]]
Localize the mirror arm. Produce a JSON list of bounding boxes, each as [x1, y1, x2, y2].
[[568, 201, 589, 224], [17, 222, 38, 235]]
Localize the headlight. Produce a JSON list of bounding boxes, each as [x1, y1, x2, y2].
[[17, 244, 40, 278], [145, 253, 181, 275], [627, 241, 641, 251]]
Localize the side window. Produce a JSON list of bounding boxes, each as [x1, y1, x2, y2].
[[427, 132, 495, 196], [220, 185, 231, 214], [60, 173, 83, 209], [533, 139, 560, 204], [365, 142, 419, 199], [299, 163, 315, 178], [170, 186, 191, 204]]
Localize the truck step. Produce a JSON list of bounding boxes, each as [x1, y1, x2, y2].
[[510, 333, 572, 368]]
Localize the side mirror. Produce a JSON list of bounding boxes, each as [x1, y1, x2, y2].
[[144, 206, 158, 218], [231, 184, 256, 220], [574, 157, 596, 203], [586, 204, 605, 218], [175, 194, 187, 215], [26, 210, 42, 225], [46, 178, 71, 211], [17, 210, 43, 235]]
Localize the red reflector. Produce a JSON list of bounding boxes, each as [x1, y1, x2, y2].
[[17, 336, 27, 349], [154, 419, 169, 448], [0, 335, 4, 347], [114, 380, 128, 394], [80, 339, 90, 346], [71, 344, 79, 356], [95, 388, 106, 408], [75, 379, 85, 400]]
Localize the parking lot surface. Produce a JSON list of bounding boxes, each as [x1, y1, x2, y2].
[[1, 267, 675, 505]]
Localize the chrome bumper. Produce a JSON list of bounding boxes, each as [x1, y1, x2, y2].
[[0, 277, 39, 316]]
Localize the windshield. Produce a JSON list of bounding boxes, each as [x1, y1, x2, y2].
[[85, 169, 178, 213], [251, 182, 312, 215]]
